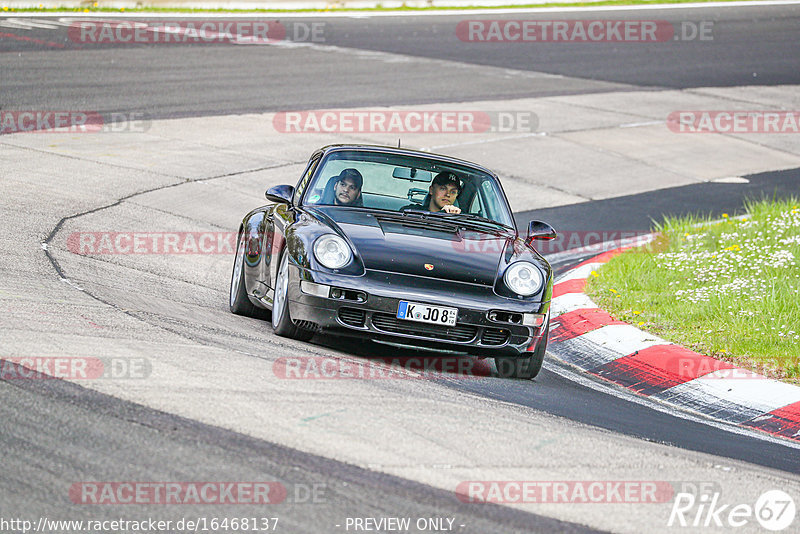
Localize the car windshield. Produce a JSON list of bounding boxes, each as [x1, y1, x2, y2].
[[302, 150, 515, 228]]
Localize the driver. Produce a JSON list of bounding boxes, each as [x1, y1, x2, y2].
[[404, 172, 462, 214]]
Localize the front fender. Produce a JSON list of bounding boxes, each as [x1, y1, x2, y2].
[[283, 211, 366, 277], [493, 238, 553, 307]]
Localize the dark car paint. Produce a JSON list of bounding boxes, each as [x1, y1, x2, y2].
[[236, 145, 554, 356], [287, 269, 550, 356], [312, 206, 508, 286]]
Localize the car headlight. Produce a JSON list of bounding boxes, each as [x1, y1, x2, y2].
[[504, 261, 543, 296], [313, 235, 352, 269]]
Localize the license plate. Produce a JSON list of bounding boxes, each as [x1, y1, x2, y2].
[[397, 301, 457, 326]]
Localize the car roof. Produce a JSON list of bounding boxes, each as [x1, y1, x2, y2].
[[316, 144, 499, 178]]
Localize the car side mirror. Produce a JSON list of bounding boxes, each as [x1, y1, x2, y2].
[[527, 220, 557, 243], [265, 185, 295, 205]]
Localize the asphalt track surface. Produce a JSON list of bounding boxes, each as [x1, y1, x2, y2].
[[2, 4, 800, 532], [0, 369, 595, 533], [0, 4, 798, 118]]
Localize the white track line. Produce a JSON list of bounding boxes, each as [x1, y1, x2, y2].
[[5, 0, 800, 18]]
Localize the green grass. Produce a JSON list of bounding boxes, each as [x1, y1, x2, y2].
[[586, 198, 800, 383], [0, 0, 773, 14]]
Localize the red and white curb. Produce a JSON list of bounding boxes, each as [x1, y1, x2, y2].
[[547, 244, 800, 444]]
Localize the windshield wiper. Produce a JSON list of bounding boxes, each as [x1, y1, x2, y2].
[[419, 211, 514, 232], [397, 208, 514, 235], [380, 210, 459, 231], [452, 213, 514, 230], [399, 208, 430, 218]]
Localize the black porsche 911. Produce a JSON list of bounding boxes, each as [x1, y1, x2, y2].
[[229, 145, 556, 378]]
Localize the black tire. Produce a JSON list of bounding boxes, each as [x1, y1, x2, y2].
[[271, 250, 314, 341], [494, 320, 549, 379], [230, 231, 264, 318]]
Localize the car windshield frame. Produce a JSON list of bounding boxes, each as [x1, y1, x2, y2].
[[299, 148, 516, 229]]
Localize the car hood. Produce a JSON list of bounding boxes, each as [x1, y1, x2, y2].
[[308, 207, 512, 286]]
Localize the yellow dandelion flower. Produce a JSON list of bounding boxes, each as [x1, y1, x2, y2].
[[722, 213, 729, 218], [637, 321, 645, 326], [590, 270, 599, 278]]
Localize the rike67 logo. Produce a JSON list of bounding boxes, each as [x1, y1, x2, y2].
[[669, 489, 796, 531]]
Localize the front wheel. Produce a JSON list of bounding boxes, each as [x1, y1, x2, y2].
[[494, 321, 549, 379], [271, 251, 314, 341]]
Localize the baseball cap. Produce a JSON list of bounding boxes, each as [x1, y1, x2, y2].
[[431, 171, 462, 191], [337, 168, 363, 190]]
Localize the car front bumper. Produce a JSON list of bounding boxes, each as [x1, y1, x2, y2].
[[286, 263, 550, 357]]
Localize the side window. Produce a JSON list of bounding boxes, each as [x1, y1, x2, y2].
[[469, 192, 483, 216], [476, 180, 497, 217], [295, 155, 320, 204]]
